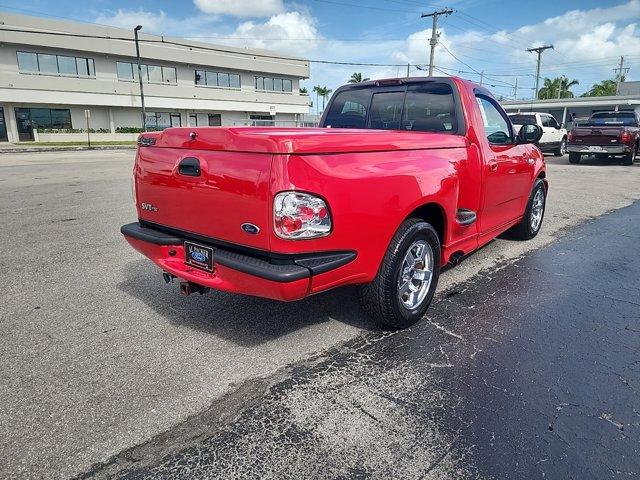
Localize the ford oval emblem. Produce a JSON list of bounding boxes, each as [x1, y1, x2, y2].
[[191, 251, 208, 262], [241, 223, 260, 235]]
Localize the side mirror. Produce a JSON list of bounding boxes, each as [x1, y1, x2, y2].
[[517, 124, 543, 144]]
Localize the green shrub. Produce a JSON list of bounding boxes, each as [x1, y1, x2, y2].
[[115, 127, 144, 133]]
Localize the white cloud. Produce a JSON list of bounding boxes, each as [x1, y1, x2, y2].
[[193, 0, 284, 18], [95, 9, 169, 32], [230, 11, 322, 55]]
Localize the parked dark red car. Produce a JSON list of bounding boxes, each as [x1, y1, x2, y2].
[[121, 77, 546, 329]]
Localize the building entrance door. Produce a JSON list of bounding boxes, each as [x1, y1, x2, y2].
[[0, 108, 7, 142], [15, 108, 34, 141], [170, 113, 181, 127]]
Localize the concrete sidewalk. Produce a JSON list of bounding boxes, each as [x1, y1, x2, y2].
[[0, 144, 135, 153]]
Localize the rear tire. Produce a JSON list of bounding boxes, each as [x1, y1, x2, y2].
[[623, 144, 637, 166], [510, 178, 546, 240], [359, 219, 440, 330], [554, 137, 566, 156], [569, 152, 581, 164]]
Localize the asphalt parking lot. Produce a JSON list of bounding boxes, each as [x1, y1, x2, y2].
[[1, 150, 639, 479]]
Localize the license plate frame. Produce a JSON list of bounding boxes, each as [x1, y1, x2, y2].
[[184, 241, 215, 272], [587, 145, 604, 152]]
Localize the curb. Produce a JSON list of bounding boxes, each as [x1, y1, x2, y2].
[[0, 145, 136, 153]]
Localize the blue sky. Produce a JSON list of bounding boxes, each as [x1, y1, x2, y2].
[[4, 0, 640, 103]]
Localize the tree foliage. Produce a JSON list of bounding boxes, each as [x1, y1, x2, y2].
[[581, 78, 623, 97], [537, 76, 579, 99], [348, 72, 370, 83]]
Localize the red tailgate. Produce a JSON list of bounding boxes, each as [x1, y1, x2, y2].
[[135, 146, 273, 250]]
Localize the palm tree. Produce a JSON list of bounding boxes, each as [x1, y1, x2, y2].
[[537, 76, 579, 99], [582, 79, 618, 97], [348, 72, 370, 83], [316, 86, 333, 112], [299, 87, 308, 94], [312, 85, 322, 114]]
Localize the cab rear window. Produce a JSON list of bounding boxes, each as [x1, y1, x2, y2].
[[589, 112, 638, 126], [322, 82, 458, 134]]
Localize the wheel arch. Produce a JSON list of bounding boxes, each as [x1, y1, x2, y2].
[[405, 202, 446, 246]]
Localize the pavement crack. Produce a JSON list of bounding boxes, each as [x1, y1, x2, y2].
[[427, 320, 464, 340]]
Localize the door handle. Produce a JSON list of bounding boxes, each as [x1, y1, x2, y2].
[[488, 160, 498, 172], [178, 157, 201, 177]]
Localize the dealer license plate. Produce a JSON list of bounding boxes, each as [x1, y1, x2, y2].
[[184, 241, 214, 272]]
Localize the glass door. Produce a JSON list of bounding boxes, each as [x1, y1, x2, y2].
[[170, 113, 181, 127], [15, 108, 34, 141], [0, 108, 7, 142]]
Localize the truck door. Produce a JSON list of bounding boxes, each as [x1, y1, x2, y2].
[[540, 114, 561, 146], [475, 94, 533, 233]]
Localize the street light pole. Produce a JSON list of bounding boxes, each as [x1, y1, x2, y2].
[[134, 25, 147, 132]]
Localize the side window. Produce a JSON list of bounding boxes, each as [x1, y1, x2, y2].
[[547, 116, 559, 128], [475, 95, 512, 145], [368, 91, 405, 130], [540, 115, 551, 127]]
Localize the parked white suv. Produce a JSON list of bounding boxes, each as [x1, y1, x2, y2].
[[508, 112, 567, 156]]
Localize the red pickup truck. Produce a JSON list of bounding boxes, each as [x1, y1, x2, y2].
[[121, 77, 546, 329]]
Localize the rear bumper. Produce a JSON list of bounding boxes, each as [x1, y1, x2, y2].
[[567, 144, 630, 154], [121, 222, 356, 301]]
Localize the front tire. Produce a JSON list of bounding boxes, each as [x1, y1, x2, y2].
[[510, 178, 546, 240], [569, 152, 581, 164], [359, 219, 441, 330]]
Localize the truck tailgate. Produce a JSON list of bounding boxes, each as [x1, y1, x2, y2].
[[571, 126, 622, 145], [135, 146, 272, 250]]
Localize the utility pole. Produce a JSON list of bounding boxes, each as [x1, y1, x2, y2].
[[527, 45, 553, 100], [421, 8, 453, 76], [513, 77, 518, 99], [557, 75, 565, 99], [134, 25, 147, 132], [407, 63, 410, 77], [479, 71, 484, 85], [613, 56, 629, 95]]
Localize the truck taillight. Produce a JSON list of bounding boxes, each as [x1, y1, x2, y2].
[[620, 131, 632, 144], [274, 192, 331, 239], [567, 130, 575, 142]]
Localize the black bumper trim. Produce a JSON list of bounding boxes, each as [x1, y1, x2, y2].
[[121, 222, 181, 245], [121, 222, 356, 282]]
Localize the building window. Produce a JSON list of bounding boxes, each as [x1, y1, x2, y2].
[[17, 51, 95, 78], [189, 113, 222, 126], [255, 76, 293, 93], [195, 70, 241, 89], [117, 61, 177, 84], [15, 107, 72, 129], [249, 114, 274, 126], [145, 112, 181, 130]]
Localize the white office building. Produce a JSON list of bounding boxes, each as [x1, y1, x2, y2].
[[0, 12, 311, 142]]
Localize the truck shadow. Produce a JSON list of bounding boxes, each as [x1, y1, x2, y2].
[[570, 154, 636, 167], [117, 259, 376, 347]]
